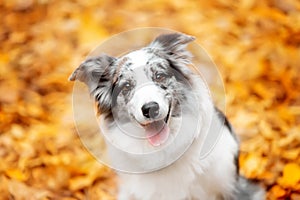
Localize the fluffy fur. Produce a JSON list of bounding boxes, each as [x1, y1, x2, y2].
[[70, 33, 265, 200]]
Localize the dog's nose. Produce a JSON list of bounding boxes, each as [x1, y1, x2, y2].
[[142, 102, 159, 118]]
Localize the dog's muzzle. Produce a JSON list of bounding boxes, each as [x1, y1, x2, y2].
[[139, 101, 172, 146]]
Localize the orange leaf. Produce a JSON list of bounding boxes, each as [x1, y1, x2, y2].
[[269, 185, 286, 198]]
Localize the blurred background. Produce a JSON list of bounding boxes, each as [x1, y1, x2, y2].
[[0, 0, 300, 199]]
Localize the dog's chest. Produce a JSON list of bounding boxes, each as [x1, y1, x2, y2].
[[117, 131, 238, 200], [117, 154, 224, 200]]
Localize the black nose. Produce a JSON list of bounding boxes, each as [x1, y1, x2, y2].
[[142, 102, 160, 118]]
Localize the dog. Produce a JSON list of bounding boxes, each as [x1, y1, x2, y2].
[[69, 33, 265, 200]]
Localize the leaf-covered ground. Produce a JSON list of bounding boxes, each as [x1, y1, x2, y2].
[[0, 0, 300, 199]]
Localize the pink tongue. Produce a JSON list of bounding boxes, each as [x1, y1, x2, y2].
[[145, 121, 170, 146]]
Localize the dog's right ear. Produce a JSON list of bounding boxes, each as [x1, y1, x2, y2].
[[69, 54, 116, 114], [69, 54, 116, 93]]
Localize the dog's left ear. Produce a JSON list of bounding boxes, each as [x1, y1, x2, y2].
[[149, 33, 195, 63]]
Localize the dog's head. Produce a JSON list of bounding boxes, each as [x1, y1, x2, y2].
[[70, 33, 196, 146]]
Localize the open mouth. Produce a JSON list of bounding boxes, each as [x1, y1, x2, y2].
[[142, 103, 172, 146]]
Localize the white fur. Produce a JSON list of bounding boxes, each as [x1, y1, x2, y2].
[[100, 74, 239, 199], [128, 84, 169, 124], [124, 50, 152, 69], [117, 128, 238, 200]]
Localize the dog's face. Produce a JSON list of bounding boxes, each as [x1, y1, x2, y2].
[[113, 52, 173, 125], [70, 33, 196, 147]]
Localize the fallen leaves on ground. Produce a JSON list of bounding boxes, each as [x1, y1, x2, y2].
[[0, 0, 299, 199]]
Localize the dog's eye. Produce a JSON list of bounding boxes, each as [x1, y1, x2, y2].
[[154, 73, 167, 82], [122, 82, 132, 95]]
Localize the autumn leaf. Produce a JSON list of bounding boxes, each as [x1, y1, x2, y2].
[[279, 163, 300, 188], [5, 169, 28, 181]]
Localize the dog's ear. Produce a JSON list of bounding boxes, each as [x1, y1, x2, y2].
[[149, 33, 195, 63], [69, 54, 116, 114], [149, 33, 195, 82], [69, 54, 116, 92]]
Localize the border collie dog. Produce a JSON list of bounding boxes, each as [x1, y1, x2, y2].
[[69, 33, 264, 200]]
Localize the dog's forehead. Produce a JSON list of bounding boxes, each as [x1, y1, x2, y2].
[[121, 49, 153, 69], [116, 49, 169, 84]]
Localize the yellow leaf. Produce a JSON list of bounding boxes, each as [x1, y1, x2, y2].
[[282, 148, 300, 160], [5, 169, 28, 181], [69, 176, 94, 191], [279, 163, 300, 187]]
